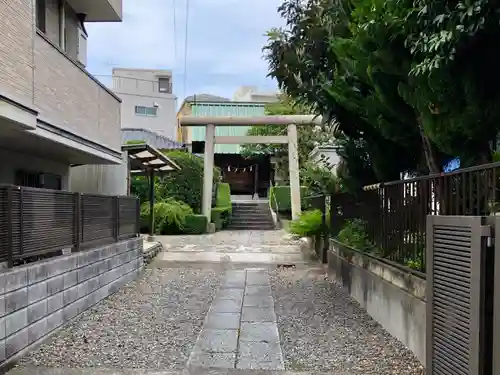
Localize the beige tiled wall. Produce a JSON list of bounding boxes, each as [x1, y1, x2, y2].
[[0, 0, 121, 151], [0, 0, 35, 106]]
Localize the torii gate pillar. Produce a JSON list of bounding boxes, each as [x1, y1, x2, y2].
[[287, 123, 301, 220], [202, 124, 215, 219]]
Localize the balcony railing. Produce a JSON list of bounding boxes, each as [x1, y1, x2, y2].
[[0, 185, 140, 267]]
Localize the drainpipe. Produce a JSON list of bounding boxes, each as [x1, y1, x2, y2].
[[58, 0, 66, 50]]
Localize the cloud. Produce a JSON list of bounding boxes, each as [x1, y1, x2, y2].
[[86, 0, 284, 100]]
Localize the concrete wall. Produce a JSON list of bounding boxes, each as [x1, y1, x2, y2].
[[328, 240, 426, 365], [0, 149, 70, 190], [112, 68, 177, 140], [0, 237, 143, 366], [69, 151, 128, 195]]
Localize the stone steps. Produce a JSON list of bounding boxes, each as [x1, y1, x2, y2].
[[228, 202, 275, 230]]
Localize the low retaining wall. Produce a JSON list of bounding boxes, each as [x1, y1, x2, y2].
[[328, 239, 426, 365], [0, 237, 143, 367]]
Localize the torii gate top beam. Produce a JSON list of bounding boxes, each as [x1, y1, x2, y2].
[[179, 115, 322, 126]]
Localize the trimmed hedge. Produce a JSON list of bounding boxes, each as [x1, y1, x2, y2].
[[216, 182, 231, 207], [211, 207, 231, 231], [211, 182, 232, 230], [269, 185, 309, 212], [183, 214, 208, 234]]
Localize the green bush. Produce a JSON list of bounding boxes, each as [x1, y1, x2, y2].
[[269, 185, 309, 212], [288, 209, 323, 237], [158, 151, 221, 213], [140, 199, 193, 234], [211, 207, 231, 230], [337, 219, 375, 252], [183, 214, 208, 234], [216, 182, 231, 208], [213, 182, 232, 230]]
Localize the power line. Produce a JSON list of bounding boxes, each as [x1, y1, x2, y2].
[[182, 0, 190, 99], [173, 0, 177, 63]]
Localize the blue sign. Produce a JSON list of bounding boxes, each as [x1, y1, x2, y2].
[[443, 158, 460, 172]]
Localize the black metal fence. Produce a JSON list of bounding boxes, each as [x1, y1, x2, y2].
[[0, 185, 140, 267], [329, 162, 500, 273]]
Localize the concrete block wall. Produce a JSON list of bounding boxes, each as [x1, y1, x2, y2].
[[328, 240, 426, 365], [0, 237, 143, 366]]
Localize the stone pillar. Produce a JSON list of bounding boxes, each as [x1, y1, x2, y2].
[[287, 123, 301, 220], [202, 124, 216, 220]]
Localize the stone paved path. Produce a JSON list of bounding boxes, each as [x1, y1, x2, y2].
[[188, 269, 284, 370], [8, 230, 424, 375], [154, 230, 306, 268]]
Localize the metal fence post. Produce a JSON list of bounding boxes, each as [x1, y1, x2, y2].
[[7, 186, 13, 268], [114, 196, 120, 241], [75, 193, 81, 251], [321, 195, 328, 264], [19, 187, 24, 257], [136, 197, 140, 236]]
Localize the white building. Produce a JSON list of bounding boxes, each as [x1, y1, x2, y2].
[[112, 68, 178, 140], [232, 86, 280, 103]]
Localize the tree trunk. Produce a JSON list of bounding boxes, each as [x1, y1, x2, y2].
[[417, 117, 440, 174]]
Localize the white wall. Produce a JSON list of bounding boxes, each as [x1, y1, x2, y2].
[[119, 93, 177, 140], [310, 146, 341, 172], [113, 68, 177, 140], [0, 149, 70, 189], [69, 152, 128, 195]]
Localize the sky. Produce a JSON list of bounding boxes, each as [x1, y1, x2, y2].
[[86, 0, 284, 101]]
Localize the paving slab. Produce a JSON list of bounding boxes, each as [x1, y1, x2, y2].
[[241, 306, 276, 322], [243, 295, 274, 308], [188, 268, 284, 371], [188, 351, 237, 369], [238, 341, 284, 365], [216, 289, 244, 300], [204, 313, 241, 329], [246, 272, 270, 286], [195, 329, 238, 353], [245, 285, 272, 296], [239, 322, 280, 343], [210, 299, 242, 313]]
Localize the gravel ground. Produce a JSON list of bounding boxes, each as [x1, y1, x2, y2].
[[270, 267, 425, 375], [18, 268, 221, 371]]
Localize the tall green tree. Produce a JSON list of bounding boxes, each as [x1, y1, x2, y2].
[[264, 0, 500, 186], [241, 95, 333, 182]]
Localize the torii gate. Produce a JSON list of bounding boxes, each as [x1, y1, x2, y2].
[[179, 115, 322, 221]]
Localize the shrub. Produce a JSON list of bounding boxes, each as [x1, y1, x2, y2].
[[211, 207, 231, 230], [337, 219, 374, 252], [140, 199, 193, 234], [183, 214, 208, 234], [214, 182, 232, 230], [288, 209, 323, 237], [269, 185, 310, 212], [216, 182, 231, 208], [158, 151, 220, 213]]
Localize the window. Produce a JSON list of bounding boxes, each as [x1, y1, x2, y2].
[[135, 105, 158, 117], [36, 0, 46, 33], [158, 77, 171, 93], [15, 170, 62, 190]]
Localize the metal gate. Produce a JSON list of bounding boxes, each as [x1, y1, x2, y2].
[[426, 216, 493, 375]]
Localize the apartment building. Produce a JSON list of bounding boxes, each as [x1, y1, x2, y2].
[[0, 0, 123, 190], [112, 68, 178, 140], [232, 86, 280, 103]]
